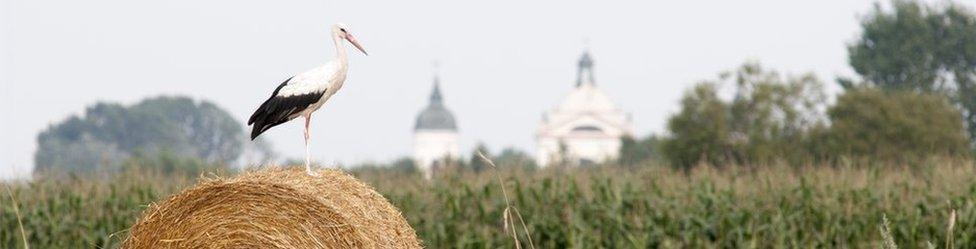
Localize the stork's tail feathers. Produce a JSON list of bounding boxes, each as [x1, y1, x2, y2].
[[248, 78, 296, 140], [248, 114, 270, 140], [248, 76, 326, 140], [250, 124, 266, 141], [248, 103, 291, 140], [250, 124, 276, 140]]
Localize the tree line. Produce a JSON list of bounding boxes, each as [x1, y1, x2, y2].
[[33, 96, 274, 176], [620, 0, 976, 169]]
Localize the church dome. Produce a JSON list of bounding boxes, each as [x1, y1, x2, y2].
[[415, 106, 457, 130], [557, 84, 619, 112], [415, 78, 458, 131]]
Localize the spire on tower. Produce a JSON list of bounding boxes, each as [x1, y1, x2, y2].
[[430, 76, 443, 105], [576, 49, 595, 87], [415, 73, 457, 131]]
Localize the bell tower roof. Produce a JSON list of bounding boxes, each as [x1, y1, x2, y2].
[[415, 76, 457, 131]]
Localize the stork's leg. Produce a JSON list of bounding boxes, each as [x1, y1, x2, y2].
[[304, 114, 318, 176]]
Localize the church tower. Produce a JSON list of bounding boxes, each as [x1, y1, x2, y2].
[[413, 76, 460, 178], [536, 50, 634, 166]]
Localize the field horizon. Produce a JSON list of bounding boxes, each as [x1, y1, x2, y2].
[[3, 160, 975, 248]]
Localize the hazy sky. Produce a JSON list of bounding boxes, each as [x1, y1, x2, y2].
[[2, 0, 962, 179]]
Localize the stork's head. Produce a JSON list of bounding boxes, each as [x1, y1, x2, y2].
[[333, 23, 368, 56]]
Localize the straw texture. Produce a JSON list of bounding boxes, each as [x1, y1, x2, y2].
[[121, 168, 422, 249]]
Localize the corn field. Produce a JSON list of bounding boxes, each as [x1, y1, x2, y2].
[[3, 161, 976, 248]]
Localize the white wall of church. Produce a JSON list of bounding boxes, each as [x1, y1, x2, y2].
[[536, 99, 632, 166], [536, 135, 623, 166], [413, 130, 459, 178]]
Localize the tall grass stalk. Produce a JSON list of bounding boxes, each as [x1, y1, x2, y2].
[[5, 186, 28, 249], [880, 214, 898, 249], [946, 209, 956, 249], [478, 151, 536, 249]]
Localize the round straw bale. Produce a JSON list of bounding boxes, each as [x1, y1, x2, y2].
[[121, 167, 422, 249]]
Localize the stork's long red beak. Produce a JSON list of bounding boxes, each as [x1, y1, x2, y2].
[[345, 34, 368, 56]]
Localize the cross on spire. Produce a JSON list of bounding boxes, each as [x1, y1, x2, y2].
[[429, 60, 444, 105]]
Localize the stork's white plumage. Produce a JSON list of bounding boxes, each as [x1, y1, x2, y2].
[[248, 23, 367, 176]]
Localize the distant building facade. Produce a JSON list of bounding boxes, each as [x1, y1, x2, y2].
[[536, 50, 634, 166], [413, 76, 460, 178]]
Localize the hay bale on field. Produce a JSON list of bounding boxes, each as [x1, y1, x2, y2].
[[121, 167, 422, 249]]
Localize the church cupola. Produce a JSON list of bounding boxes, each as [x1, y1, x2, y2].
[[413, 75, 460, 179], [414, 76, 457, 131]]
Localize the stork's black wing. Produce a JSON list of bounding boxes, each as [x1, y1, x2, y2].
[[248, 77, 326, 140]]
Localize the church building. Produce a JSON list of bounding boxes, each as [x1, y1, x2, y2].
[[413, 76, 460, 178], [536, 50, 634, 166]]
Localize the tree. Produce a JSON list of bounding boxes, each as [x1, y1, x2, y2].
[[827, 88, 969, 161], [663, 62, 827, 169], [847, 0, 976, 145], [35, 132, 127, 173], [617, 135, 662, 167], [130, 97, 244, 162], [663, 83, 731, 169], [390, 157, 420, 175], [494, 147, 537, 170], [35, 96, 246, 174], [468, 142, 492, 173], [726, 63, 826, 164], [121, 149, 217, 177]]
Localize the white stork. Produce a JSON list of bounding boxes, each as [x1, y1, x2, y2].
[[248, 23, 368, 176]]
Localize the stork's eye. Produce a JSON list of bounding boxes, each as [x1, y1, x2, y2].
[[340, 28, 347, 32]]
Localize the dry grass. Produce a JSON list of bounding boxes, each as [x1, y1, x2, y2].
[[120, 167, 421, 249], [946, 209, 956, 249], [880, 214, 898, 249], [477, 151, 535, 249]]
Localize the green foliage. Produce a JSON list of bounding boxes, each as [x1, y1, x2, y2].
[[350, 157, 422, 178], [493, 147, 537, 170], [390, 157, 421, 175], [120, 149, 229, 177], [849, 1, 943, 91], [663, 62, 826, 169], [5, 162, 976, 248], [1, 170, 193, 248], [663, 83, 730, 169], [34, 96, 246, 174], [827, 88, 970, 162], [848, 0, 976, 145], [617, 135, 662, 167], [661, 0, 976, 167], [469, 143, 492, 173]]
